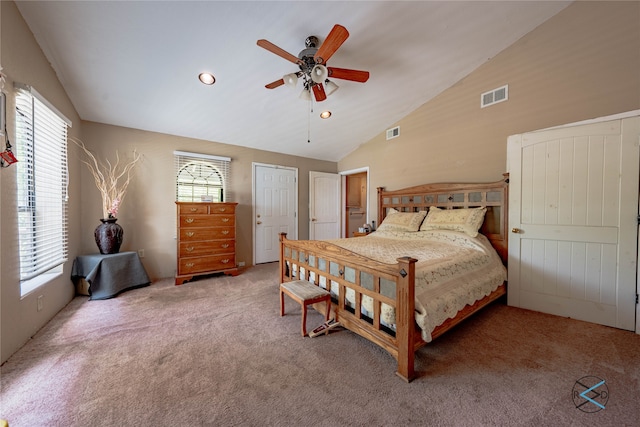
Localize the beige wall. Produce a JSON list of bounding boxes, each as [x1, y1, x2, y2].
[[78, 122, 336, 280], [339, 1, 640, 220], [1, 1, 83, 363]]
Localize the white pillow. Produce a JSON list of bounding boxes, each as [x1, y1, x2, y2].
[[377, 208, 427, 232], [419, 206, 487, 237]]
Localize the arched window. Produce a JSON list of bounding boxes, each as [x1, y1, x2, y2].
[[174, 151, 230, 202]]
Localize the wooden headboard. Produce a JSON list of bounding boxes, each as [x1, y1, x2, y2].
[[377, 173, 509, 265]]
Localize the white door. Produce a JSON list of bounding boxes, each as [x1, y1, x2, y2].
[[253, 164, 297, 264], [508, 116, 639, 331], [309, 171, 340, 240]]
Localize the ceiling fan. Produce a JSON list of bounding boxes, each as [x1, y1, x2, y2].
[[257, 24, 370, 102]]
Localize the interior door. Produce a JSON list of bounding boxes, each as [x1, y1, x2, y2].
[[253, 164, 297, 264], [346, 172, 367, 237], [507, 116, 639, 331], [309, 171, 340, 240]]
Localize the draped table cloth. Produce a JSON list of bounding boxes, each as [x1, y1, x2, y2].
[[71, 252, 150, 300]]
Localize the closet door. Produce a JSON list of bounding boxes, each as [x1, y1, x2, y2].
[[507, 116, 639, 331], [309, 171, 340, 240]]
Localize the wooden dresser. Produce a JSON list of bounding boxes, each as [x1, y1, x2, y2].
[[175, 202, 239, 285]]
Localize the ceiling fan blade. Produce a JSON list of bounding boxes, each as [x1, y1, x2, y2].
[[257, 39, 302, 65], [314, 24, 349, 64], [265, 79, 285, 89], [312, 84, 327, 102], [327, 67, 370, 83]]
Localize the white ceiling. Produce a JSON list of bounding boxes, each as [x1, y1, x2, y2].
[[16, 1, 570, 162]]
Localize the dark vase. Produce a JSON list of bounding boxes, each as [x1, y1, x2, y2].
[[94, 218, 124, 254]]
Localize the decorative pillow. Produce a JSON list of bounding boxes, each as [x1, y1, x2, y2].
[[377, 208, 427, 232], [419, 206, 487, 237]]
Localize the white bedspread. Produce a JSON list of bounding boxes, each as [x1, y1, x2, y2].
[[326, 229, 506, 342]]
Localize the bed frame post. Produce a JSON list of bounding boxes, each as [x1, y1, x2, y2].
[[395, 256, 418, 382], [279, 233, 287, 284], [377, 187, 386, 225]]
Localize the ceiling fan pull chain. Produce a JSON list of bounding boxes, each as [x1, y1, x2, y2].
[[307, 97, 312, 143]]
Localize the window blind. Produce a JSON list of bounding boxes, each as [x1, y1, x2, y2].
[[173, 151, 231, 202], [15, 86, 70, 283]]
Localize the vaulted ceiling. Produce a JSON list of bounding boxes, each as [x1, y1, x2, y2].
[[16, 1, 570, 162]]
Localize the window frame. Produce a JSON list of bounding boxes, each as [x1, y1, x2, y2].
[[174, 151, 231, 202], [14, 84, 72, 296]]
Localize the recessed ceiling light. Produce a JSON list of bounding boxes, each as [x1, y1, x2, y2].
[[199, 72, 215, 85], [320, 111, 331, 119]]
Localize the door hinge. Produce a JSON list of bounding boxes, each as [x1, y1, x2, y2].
[[637, 294, 639, 304]]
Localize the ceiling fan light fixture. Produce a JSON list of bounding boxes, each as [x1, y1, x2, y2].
[[325, 79, 339, 96], [311, 64, 328, 84], [299, 88, 312, 101], [283, 73, 298, 89], [198, 72, 215, 85]]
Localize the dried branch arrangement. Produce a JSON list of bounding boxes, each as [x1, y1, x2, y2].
[[72, 138, 141, 219]]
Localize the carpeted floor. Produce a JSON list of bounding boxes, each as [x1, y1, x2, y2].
[[1, 262, 639, 426]]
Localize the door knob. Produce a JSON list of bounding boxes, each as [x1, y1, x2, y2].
[[511, 228, 522, 233], [257, 221, 262, 225], [311, 218, 317, 222]]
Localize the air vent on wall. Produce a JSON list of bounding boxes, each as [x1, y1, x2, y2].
[[481, 84, 508, 108], [386, 126, 400, 140]]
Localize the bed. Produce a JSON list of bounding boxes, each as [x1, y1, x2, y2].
[[279, 174, 509, 381]]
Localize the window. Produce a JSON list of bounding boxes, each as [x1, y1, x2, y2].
[[174, 151, 231, 202], [15, 84, 71, 296]]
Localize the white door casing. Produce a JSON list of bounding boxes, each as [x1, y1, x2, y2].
[[253, 163, 297, 264], [507, 116, 639, 331], [309, 171, 340, 240]]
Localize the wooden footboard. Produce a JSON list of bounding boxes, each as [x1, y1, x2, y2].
[[279, 232, 422, 381]]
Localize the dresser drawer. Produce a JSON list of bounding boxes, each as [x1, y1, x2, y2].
[[179, 254, 236, 275], [179, 214, 235, 228], [210, 204, 235, 214], [179, 240, 235, 257], [178, 204, 209, 215], [180, 227, 235, 241]]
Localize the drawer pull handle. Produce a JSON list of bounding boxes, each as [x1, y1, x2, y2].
[[190, 208, 198, 212], [186, 232, 195, 237], [217, 208, 226, 212], [186, 262, 195, 267], [222, 218, 229, 222], [222, 230, 229, 235], [185, 218, 194, 223], [185, 247, 194, 252], [221, 244, 229, 248], [221, 259, 230, 264]]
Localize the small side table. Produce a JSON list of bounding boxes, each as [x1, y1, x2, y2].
[[352, 231, 371, 237], [71, 252, 150, 300]]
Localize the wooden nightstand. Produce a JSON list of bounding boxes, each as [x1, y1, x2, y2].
[[352, 231, 370, 237]]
